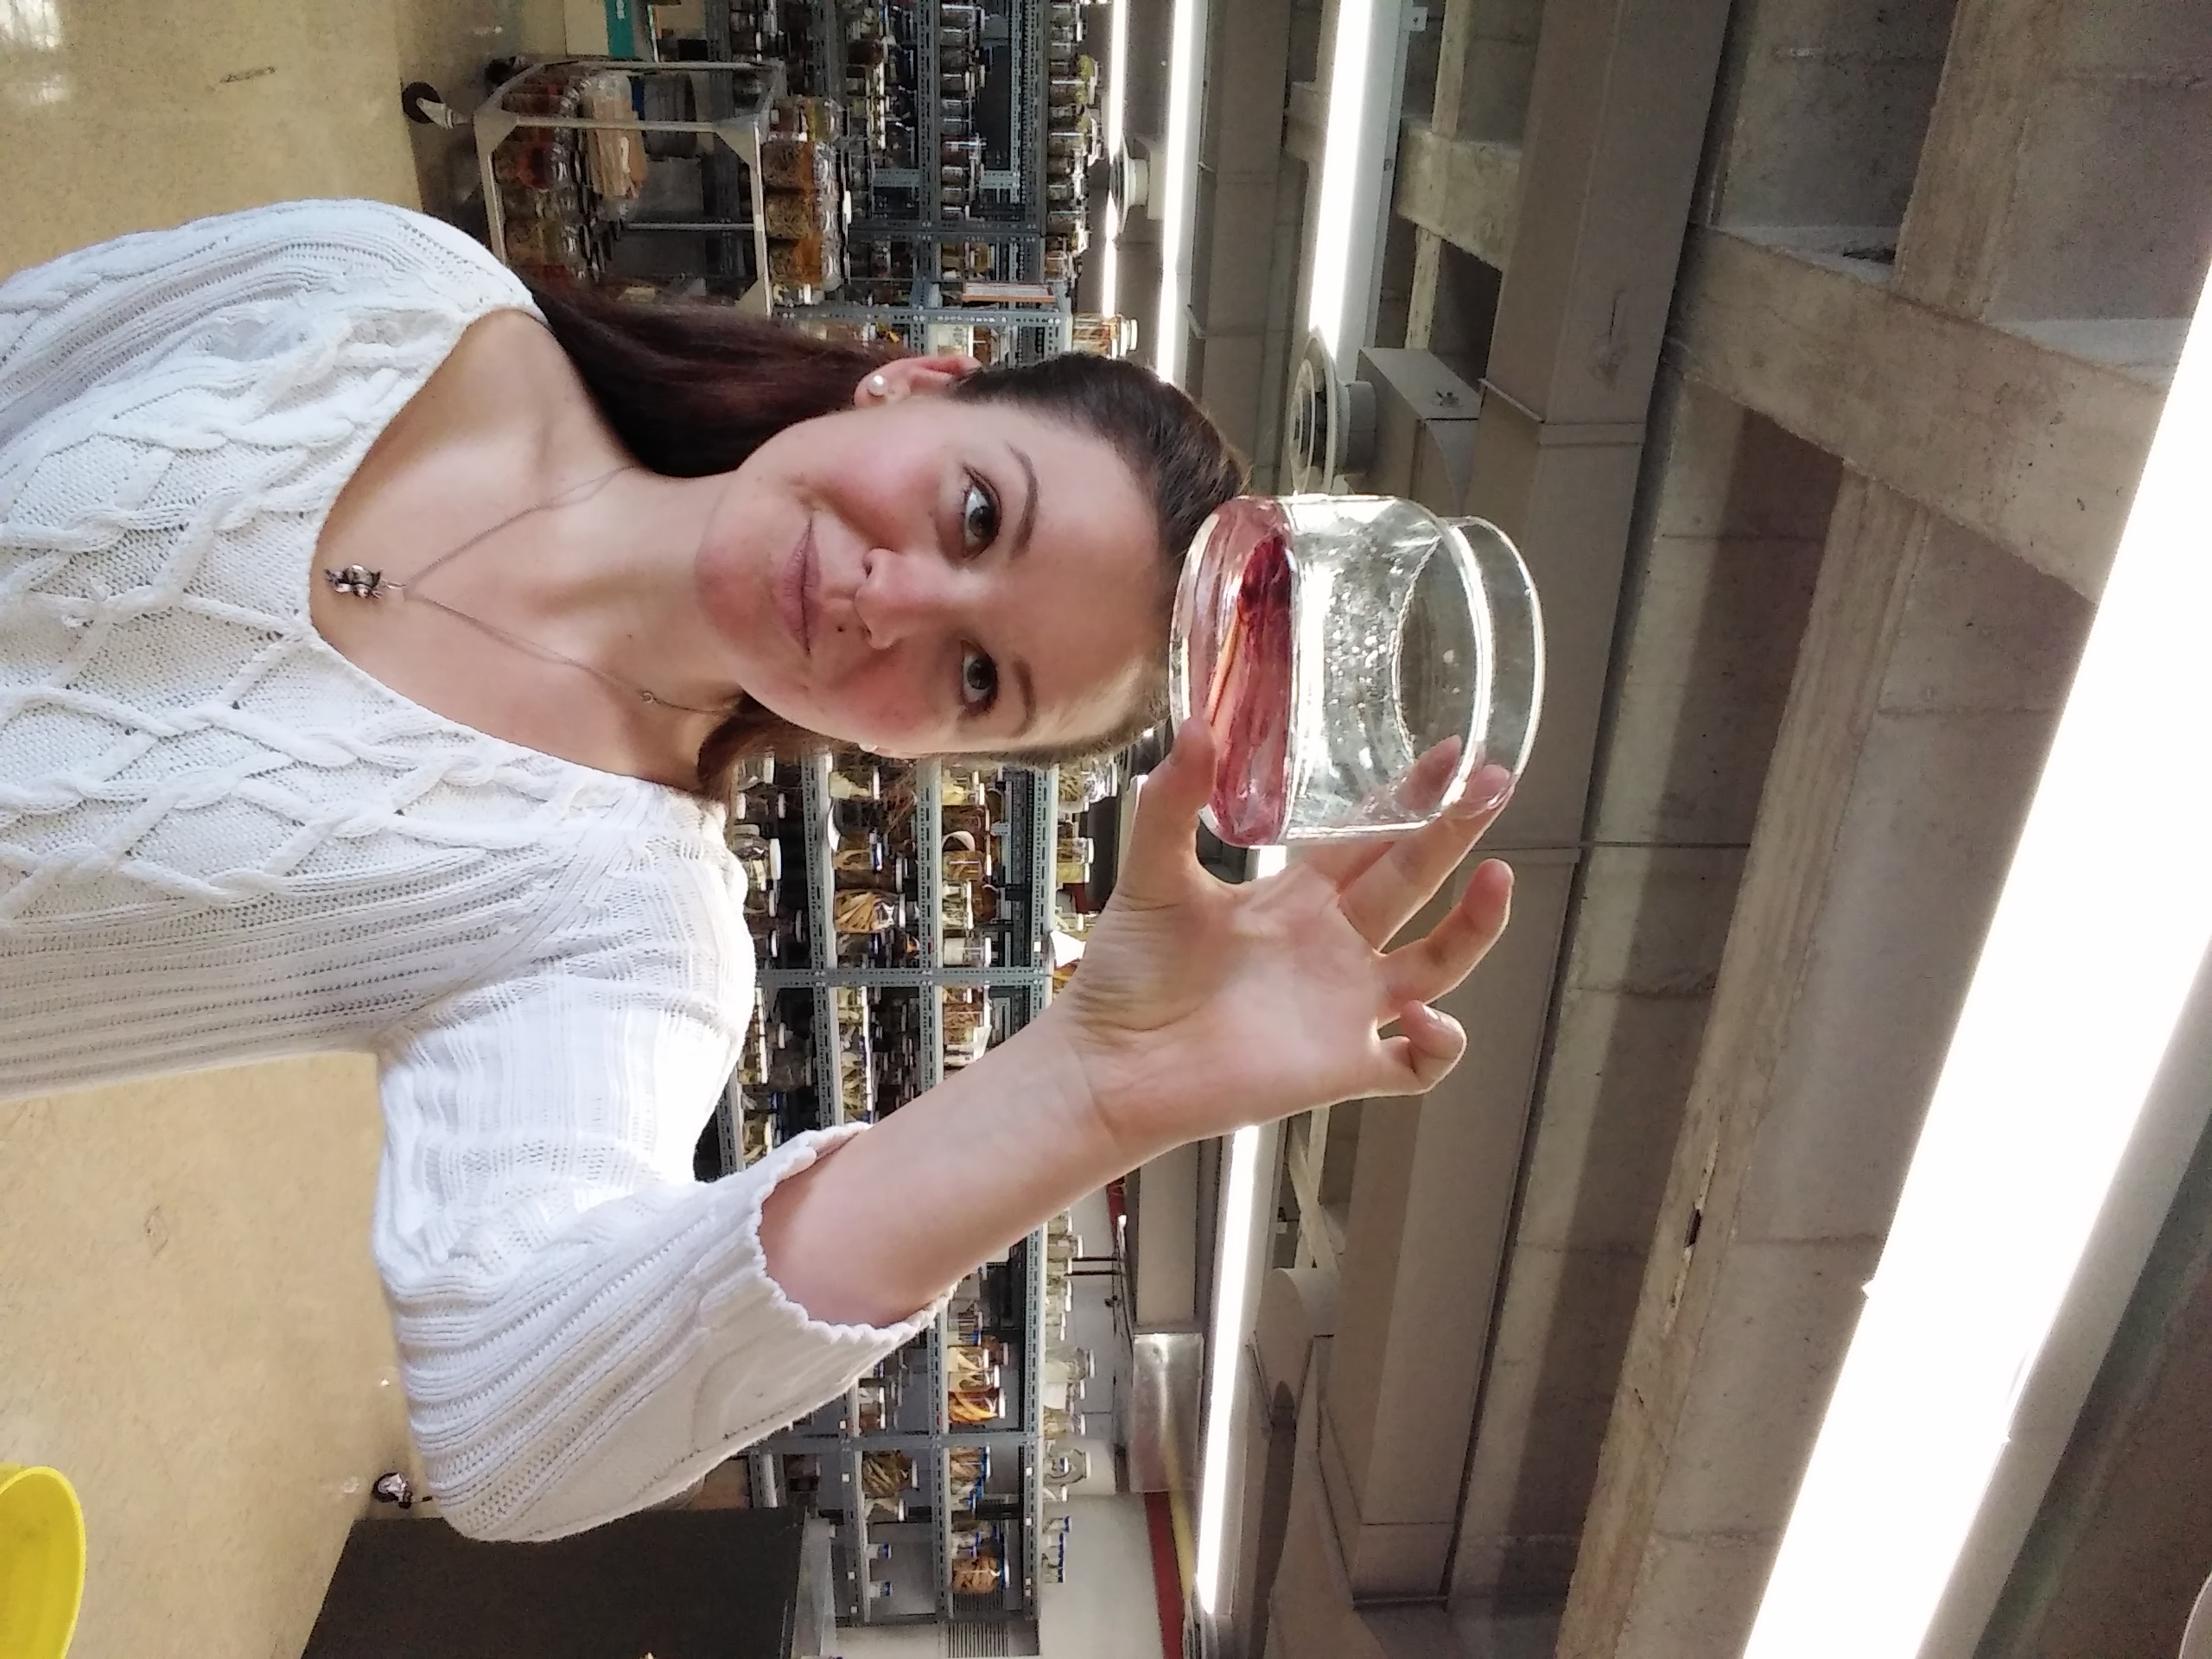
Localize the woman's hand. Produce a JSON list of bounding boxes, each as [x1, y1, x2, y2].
[[1046, 719, 1516, 1166], [760, 720, 1514, 1325]]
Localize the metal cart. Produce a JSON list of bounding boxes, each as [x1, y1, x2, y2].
[[474, 58, 785, 314]]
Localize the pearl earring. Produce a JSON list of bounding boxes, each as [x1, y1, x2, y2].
[[867, 372, 889, 398]]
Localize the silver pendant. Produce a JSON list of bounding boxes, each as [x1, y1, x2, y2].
[[325, 564, 385, 599]]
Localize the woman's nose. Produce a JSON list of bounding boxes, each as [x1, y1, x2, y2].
[[854, 547, 957, 651]]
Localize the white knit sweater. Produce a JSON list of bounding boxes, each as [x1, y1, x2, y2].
[[0, 200, 932, 1541]]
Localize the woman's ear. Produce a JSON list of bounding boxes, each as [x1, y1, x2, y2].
[[855, 353, 983, 408]]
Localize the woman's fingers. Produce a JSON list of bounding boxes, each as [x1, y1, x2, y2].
[[1117, 718, 1217, 904], [1382, 857, 1515, 1007], [1373, 1001, 1468, 1095], [1337, 765, 1514, 944], [1293, 739, 1465, 888]]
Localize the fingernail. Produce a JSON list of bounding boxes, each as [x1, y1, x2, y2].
[[1451, 765, 1515, 818]]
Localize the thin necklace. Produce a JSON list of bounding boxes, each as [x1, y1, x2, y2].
[[321, 466, 731, 717]]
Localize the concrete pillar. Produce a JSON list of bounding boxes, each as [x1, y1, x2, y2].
[[1554, 474, 2092, 1658], [1229, 1269, 1339, 1659], [1310, 0, 1734, 1611], [1890, 0, 2065, 315], [1133, 1141, 1206, 1331], [1401, 0, 1535, 348], [1448, 383, 1839, 1609], [1189, 0, 1296, 461], [1702, 0, 1958, 242], [1669, 226, 2164, 603], [1897, 0, 2212, 326], [1315, 849, 1578, 1597], [1395, 122, 1522, 273], [1432, 0, 1543, 143]]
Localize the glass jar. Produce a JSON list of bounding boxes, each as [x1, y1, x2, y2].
[[1168, 494, 1544, 847]]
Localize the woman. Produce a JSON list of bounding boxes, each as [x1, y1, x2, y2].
[[0, 200, 1515, 1541]]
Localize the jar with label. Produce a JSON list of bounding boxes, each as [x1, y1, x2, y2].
[[493, 127, 562, 193], [942, 933, 994, 968], [835, 890, 899, 936], [765, 1046, 812, 1090], [832, 828, 884, 876], [941, 884, 976, 931], [861, 1451, 913, 1502]]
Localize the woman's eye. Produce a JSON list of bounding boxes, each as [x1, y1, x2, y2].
[[960, 645, 1000, 711], [960, 477, 1001, 556]]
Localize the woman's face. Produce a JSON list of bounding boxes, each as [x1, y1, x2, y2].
[[695, 359, 1164, 758]]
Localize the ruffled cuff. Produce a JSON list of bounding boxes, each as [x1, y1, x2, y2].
[[437, 1122, 951, 1542]]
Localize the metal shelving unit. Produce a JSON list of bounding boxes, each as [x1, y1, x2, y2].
[[917, 762, 946, 1090], [1019, 0, 1046, 221], [740, 762, 1058, 1634], [931, 1305, 954, 1618], [800, 753, 847, 1123], [793, 299, 1074, 354], [918, 0, 943, 228], [474, 58, 784, 315], [677, 0, 1095, 357], [837, 0, 1052, 289], [810, 0, 842, 99], [1024, 1224, 1046, 1606]]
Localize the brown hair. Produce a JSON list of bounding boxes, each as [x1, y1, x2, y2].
[[529, 284, 1245, 795]]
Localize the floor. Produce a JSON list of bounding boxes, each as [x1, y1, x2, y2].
[[0, 0, 565, 281], [0, 6, 564, 1655], [0, 1058, 414, 1659]]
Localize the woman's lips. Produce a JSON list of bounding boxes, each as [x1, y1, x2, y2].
[[776, 522, 816, 657], [803, 524, 822, 654]]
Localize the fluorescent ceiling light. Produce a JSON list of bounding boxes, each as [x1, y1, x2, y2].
[[1151, 0, 1204, 384], [1100, 197, 1121, 325], [1192, 843, 1285, 1616], [1194, 1122, 1262, 1613], [1103, 0, 1128, 165], [1305, 0, 1384, 361], [1305, 0, 1378, 354], [1745, 266, 2212, 1656], [1096, 0, 1130, 322]]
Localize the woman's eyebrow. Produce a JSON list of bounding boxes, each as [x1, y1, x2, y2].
[[1007, 443, 1039, 559]]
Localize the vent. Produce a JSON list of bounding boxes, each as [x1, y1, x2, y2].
[[1285, 330, 1377, 493], [947, 1619, 1011, 1657]]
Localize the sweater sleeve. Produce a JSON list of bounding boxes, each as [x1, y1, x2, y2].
[[372, 841, 940, 1542], [0, 198, 532, 460]]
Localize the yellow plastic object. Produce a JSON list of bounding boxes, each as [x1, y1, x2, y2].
[[0, 1463, 85, 1659]]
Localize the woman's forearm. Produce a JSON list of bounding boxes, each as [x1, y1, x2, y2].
[[754, 1005, 1143, 1327]]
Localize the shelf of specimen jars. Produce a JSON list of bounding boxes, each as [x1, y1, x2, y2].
[[702, 754, 1058, 1182], [742, 1205, 1096, 1623], [739, 1240, 1035, 1621], [475, 58, 802, 308], [699, 752, 1118, 1622], [785, 296, 1075, 363], [683, 0, 1102, 299]]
